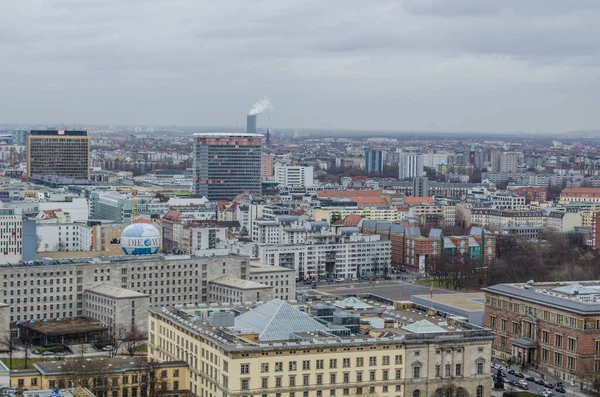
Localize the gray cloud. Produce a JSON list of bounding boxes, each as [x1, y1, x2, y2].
[[1, 0, 599, 133]]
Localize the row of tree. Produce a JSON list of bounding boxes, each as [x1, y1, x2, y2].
[[427, 232, 600, 290]]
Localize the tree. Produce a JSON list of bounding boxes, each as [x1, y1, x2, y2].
[[60, 356, 110, 397], [592, 377, 600, 395], [106, 324, 129, 357], [123, 324, 147, 357], [0, 333, 15, 369], [135, 357, 171, 397], [20, 331, 34, 369]]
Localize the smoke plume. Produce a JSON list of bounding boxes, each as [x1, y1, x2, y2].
[[248, 98, 273, 116]]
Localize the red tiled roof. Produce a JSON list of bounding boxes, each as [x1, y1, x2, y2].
[[352, 197, 389, 205], [402, 197, 434, 205], [340, 214, 363, 227], [317, 190, 383, 198]]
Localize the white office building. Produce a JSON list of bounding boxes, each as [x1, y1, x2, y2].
[[257, 232, 391, 280], [398, 151, 424, 179], [274, 166, 314, 187]]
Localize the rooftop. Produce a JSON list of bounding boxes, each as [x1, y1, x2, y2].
[[210, 276, 272, 290], [86, 284, 148, 299], [150, 294, 492, 352], [20, 317, 107, 336], [484, 280, 600, 314], [34, 356, 187, 375]]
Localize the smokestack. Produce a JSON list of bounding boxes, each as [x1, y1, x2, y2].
[[247, 115, 257, 134]]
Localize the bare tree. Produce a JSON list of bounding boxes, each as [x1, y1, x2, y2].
[[135, 357, 172, 397], [60, 357, 110, 397], [0, 333, 15, 369], [123, 324, 147, 357], [106, 324, 129, 357]]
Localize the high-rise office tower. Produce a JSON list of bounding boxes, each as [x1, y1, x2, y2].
[[364, 148, 383, 173], [398, 151, 424, 180], [469, 142, 475, 165], [193, 133, 263, 200], [247, 115, 257, 134], [27, 130, 90, 179], [413, 176, 429, 197]]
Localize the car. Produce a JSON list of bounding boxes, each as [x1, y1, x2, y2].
[[518, 380, 527, 386], [555, 387, 566, 394], [515, 372, 525, 378], [517, 383, 528, 390], [508, 380, 519, 387], [525, 376, 535, 382], [335, 278, 345, 283], [351, 277, 359, 282], [41, 351, 53, 356], [500, 371, 507, 378], [507, 369, 516, 375], [31, 349, 40, 355], [546, 383, 555, 389], [535, 379, 546, 385]]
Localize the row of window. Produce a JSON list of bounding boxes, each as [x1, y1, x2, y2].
[[241, 356, 404, 374]]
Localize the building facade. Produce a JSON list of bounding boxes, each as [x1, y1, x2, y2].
[[484, 281, 600, 382], [398, 152, 424, 180], [193, 133, 263, 200], [148, 297, 493, 397], [26, 130, 90, 179], [274, 166, 314, 188], [365, 148, 384, 173]]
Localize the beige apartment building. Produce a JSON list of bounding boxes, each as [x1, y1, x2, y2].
[[149, 297, 493, 397]]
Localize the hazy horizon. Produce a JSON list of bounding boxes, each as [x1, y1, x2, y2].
[[2, 1, 600, 133]]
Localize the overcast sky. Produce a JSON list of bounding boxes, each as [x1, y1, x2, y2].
[[2, 0, 600, 133]]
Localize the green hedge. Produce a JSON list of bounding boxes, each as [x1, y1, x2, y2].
[[36, 345, 66, 353]]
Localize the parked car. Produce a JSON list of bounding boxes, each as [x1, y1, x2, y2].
[[41, 351, 53, 356], [31, 349, 40, 355], [555, 387, 566, 394], [546, 382, 555, 389], [525, 376, 535, 382], [507, 369, 516, 375], [515, 372, 525, 378], [517, 383, 528, 390], [518, 380, 527, 387], [508, 380, 519, 387], [335, 278, 345, 282], [535, 379, 546, 385]]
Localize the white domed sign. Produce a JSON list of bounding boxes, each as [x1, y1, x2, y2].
[[121, 223, 161, 255]]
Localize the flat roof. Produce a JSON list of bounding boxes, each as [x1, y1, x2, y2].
[[249, 264, 295, 274], [21, 317, 107, 336], [210, 276, 271, 290], [86, 284, 148, 299], [34, 356, 187, 375], [413, 293, 485, 312], [483, 282, 600, 314]]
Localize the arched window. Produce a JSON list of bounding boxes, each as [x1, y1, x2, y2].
[[413, 390, 421, 397], [476, 385, 484, 397]]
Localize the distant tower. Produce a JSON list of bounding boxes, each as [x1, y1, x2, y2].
[[247, 115, 257, 134], [266, 128, 271, 145], [469, 142, 475, 165]]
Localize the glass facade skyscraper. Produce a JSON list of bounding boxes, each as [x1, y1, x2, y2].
[[193, 133, 263, 200]]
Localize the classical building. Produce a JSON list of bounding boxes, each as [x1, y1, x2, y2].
[[484, 280, 600, 382], [148, 296, 493, 397], [10, 357, 189, 397]]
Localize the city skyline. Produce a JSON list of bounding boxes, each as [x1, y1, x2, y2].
[[1, 1, 600, 133]]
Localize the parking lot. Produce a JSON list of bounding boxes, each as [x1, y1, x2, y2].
[[492, 365, 568, 396], [314, 279, 458, 301]]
